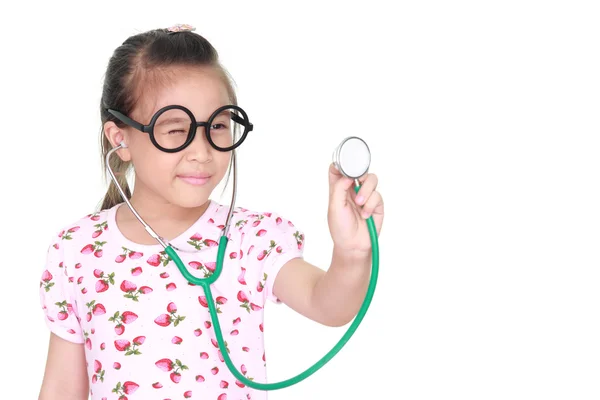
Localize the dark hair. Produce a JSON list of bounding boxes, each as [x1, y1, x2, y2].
[[98, 28, 237, 211]]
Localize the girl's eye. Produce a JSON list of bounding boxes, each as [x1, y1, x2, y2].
[[211, 123, 228, 130], [166, 129, 186, 135]]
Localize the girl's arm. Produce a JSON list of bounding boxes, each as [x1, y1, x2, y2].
[[273, 250, 370, 327], [272, 164, 383, 327], [39, 333, 89, 400]]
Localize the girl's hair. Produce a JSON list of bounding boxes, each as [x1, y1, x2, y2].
[[98, 28, 237, 211]]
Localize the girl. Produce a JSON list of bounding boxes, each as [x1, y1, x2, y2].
[[38, 25, 384, 400]]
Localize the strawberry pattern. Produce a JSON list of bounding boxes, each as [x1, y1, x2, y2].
[[39, 200, 304, 399]]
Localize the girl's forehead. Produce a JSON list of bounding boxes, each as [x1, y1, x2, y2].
[[134, 67, 230, 122]]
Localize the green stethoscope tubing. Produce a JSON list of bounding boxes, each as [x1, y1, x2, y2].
[[165, 185, 379, 390]]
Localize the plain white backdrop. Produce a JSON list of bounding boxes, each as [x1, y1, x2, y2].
[[1, 0, 599, 399]]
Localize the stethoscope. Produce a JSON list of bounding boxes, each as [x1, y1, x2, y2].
[[106, 135, 379, 391]]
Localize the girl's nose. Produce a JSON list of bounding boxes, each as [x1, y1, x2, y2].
[[185, 124, 213, 162]]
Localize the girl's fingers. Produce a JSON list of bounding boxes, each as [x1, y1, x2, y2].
[[360, 190, 383, 219], [354, 173, 378, 206]]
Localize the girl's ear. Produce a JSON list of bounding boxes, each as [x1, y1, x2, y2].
[[104, 121, 132, 162]]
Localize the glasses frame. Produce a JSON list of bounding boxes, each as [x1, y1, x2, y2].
[[107, 104, 253, 153]]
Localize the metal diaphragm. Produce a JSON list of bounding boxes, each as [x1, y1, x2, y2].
[[332, 136, 371, 179]]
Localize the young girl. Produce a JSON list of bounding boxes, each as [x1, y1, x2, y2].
[[38, 25, 384, 400]]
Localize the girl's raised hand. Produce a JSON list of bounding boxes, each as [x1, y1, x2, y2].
[[327, 163, 384, 258]]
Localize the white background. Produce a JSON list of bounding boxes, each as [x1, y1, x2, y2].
[[1, 0, 599, 399]]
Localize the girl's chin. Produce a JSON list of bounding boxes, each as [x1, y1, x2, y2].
[[170, 186, 213, 208]]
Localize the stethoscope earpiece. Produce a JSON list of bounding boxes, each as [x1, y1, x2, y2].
[[119, 140, 128, 149], [332, 136, 371, 180]]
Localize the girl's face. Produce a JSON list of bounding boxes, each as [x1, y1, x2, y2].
[[116, 67, 232, 209]]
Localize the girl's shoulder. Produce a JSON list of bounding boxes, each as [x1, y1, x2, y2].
[[216, 202, 301, 233], [49, 207, 113, 243], [212, 201, 305, 251], [44, 206, 115, 256]]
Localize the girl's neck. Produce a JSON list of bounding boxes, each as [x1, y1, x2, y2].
[[124, 188, 211, 225], [113, 197, 212, 248]]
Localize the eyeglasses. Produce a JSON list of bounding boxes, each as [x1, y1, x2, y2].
[[107, 104, 253, 153]]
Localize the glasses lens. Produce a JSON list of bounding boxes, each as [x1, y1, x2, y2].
[[153, 109, 193, 150], [209, 107, 247, 150]]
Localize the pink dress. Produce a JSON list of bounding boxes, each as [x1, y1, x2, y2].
[[39, 200, 305, 400]]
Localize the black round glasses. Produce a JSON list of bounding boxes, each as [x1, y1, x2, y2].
[[107, 104, 253, 153]]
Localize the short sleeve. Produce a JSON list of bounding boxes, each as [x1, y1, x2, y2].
[[38, 232, 84, 343], [240, 212, 305, 304]]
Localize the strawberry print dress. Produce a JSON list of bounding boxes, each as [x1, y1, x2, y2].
[[39, 200, 305, 400]]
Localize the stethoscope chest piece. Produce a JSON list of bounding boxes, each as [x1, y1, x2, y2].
[[333, 136, 371, 179]]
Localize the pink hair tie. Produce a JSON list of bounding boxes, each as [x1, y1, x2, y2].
[[166, 24, 195, 33]]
